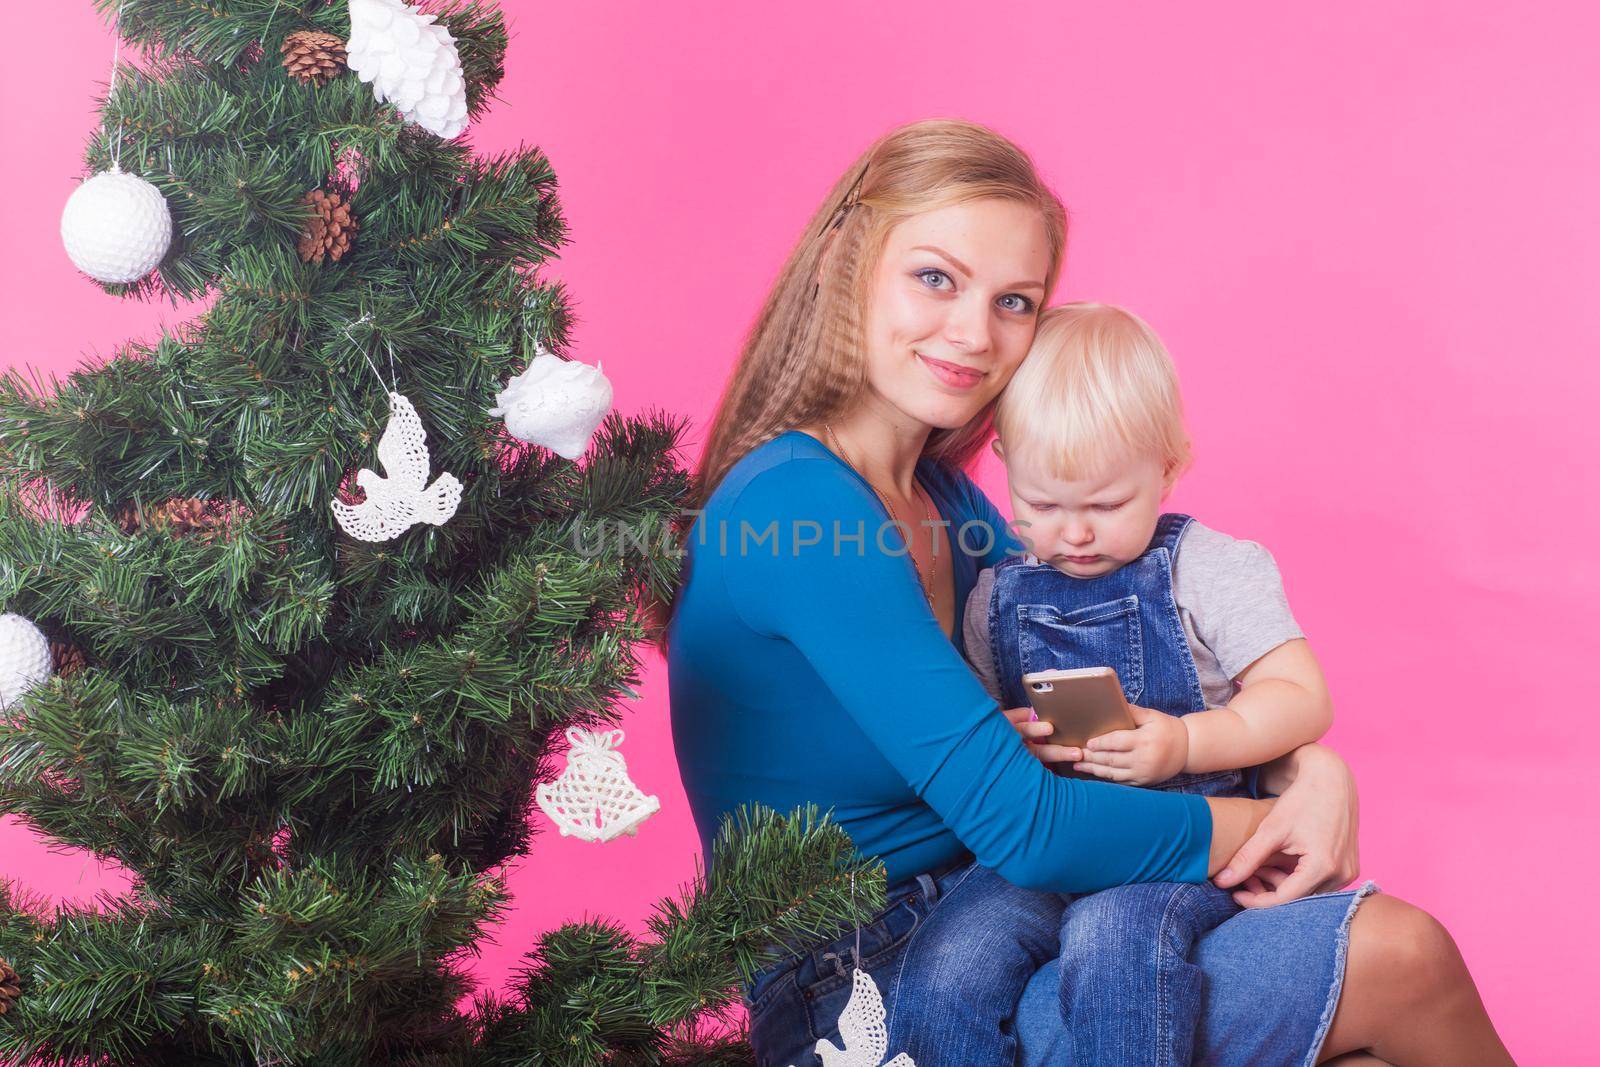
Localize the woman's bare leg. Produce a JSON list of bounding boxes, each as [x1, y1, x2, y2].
[[1316, 895, 1513, 1065]]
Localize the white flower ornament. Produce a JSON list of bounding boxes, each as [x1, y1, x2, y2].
[[347, 0, 470, 139], [486, 344, 613, 460]]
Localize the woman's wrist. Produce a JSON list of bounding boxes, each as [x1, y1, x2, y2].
[[1203, 795, 1274, 877], [1257, 741, 1338, 796]]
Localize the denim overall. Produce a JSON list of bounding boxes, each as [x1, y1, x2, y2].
[[989, 512, 1245, 799], [989, 512, 1246, 1066], [740, 510, 1379, 1067]]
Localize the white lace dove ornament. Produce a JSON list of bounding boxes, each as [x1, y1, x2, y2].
[[0, 613, 54, 711], [535, 727, 660, 842], [486, 344, 614, 461], [346, 0, 470, 139], [330, 392, 462, 541], [801, 967, 916, 1067]]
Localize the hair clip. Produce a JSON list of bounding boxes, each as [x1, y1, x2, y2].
[[814, 163, 870, 299], [827, 163, 870, 232]]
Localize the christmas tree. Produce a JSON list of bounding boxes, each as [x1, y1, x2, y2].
[[0, 2, 881, 1063]]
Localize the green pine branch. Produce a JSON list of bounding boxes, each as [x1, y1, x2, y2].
[[470, 805, 887, 1067], [0, 2, 874, 1062]]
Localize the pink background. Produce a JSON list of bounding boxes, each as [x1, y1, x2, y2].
[[4, 2, 1595, 1060]]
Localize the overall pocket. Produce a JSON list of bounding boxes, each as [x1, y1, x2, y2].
[[1016, 596, 1145, 704]]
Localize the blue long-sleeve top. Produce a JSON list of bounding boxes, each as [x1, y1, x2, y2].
[[666, 429, 1212, 891]]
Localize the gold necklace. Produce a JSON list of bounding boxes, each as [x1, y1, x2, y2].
[[823, 422, 937, 604]]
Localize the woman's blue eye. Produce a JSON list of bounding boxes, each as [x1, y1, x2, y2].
[[914, 270, 1033, 313]]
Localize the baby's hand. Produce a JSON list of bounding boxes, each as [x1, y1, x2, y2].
[[1075, 704, 1188, 786]]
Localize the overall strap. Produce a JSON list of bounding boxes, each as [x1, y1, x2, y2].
[[1149, 513, 1194, 557]]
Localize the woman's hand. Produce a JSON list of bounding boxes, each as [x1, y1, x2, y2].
[[1211, 743, 1361, 908], [1001, 706, 1082, 767]]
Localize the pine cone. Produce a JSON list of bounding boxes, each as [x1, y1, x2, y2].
[[49, 640, 87, 678], [297, 188, 358, 265], [280, 30, 348, 88], [158, 498, 212, 538], [111, 498, 163, 536], [113, 498, 245, 542], [0, 958, 19, 1017]]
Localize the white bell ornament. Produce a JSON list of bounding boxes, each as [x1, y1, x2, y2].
[[535, 727, 660, 843]]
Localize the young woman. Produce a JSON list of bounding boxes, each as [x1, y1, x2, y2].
[[663, 118, 1511, 1066]]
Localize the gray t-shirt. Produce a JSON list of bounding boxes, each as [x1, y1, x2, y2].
[[962, 520, 1304, 708]]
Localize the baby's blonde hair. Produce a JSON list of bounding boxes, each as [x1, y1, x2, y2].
[[995, 302, 1192, 483]]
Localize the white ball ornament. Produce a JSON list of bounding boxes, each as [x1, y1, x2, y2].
[[347, 0, 470, 139], [0, 614, 54, 711], [486, 345, 614, 461], [60, 165, 173, 284]]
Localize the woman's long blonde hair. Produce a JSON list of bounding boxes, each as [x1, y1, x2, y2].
[[655, 119, 1068, 638]]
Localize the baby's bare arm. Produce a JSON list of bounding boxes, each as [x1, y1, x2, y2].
[[1182, 638, 1333, 774]]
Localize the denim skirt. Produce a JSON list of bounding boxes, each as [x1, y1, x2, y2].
[[740, 855, 1379, 1067]]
